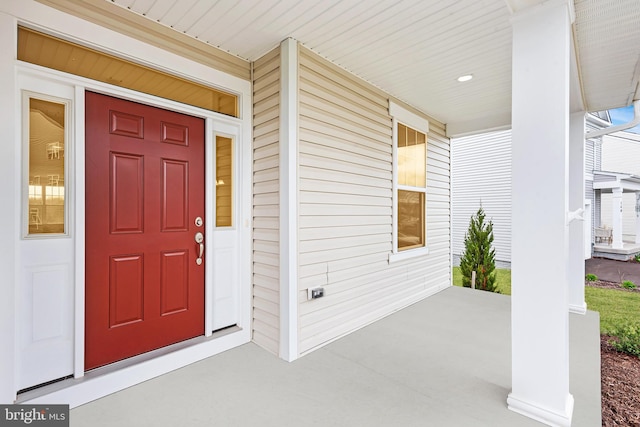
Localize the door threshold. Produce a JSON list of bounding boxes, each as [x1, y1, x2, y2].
[[17, 326, 247, 408], [85, 326, 241, 378]]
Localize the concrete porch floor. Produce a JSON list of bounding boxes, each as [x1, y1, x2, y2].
[[70, 286, 601, 427], [593, 241, 640, 261]]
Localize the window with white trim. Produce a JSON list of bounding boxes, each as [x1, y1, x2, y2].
[[390, 101, 429, 260], [24, 93, 71, 237]]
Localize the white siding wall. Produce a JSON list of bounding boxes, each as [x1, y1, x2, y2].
[[452, 119, 602, 261], [586, 116, 603, 236], [600, 133, 640, 241], [585, 138, 596, 244], [451, 130, 512, 265], [297, 46, 450, 355], [602, 133, 640, 174], [252, 48, 280, 355]]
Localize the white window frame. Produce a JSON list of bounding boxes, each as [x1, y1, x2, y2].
[[389, 101, 429, 263], [22, 90, 73, 239]]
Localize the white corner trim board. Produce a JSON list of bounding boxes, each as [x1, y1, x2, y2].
[[278, 37, 299, 362]]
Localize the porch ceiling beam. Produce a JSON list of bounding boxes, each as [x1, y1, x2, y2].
[[446, 111, 511, 138], [622, 182, 640, 192], [593, 181, 622, 190], [593, 180, 640, 192]]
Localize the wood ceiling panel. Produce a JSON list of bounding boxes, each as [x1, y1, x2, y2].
[[18, 27, 238, 117]]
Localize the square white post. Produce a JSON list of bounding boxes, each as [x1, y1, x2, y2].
[[569, 112, 586, 314], [611, 187, 624, 249], [508, 1, 574, 425]]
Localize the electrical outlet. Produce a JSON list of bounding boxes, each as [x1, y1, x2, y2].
[[307, 287, 324, 300]]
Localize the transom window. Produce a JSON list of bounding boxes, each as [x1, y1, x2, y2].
[[18, 26, 238, 117], [390, 101, 429, 259]]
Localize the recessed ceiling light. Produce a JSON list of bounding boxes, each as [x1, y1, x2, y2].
[[457, 74, 473, 82]]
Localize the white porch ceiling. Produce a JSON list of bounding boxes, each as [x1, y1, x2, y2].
[[67, 0, 640, 135]]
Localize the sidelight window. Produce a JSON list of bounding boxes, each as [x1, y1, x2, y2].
[[26, 96, 69, 236], [215, 135, 233, 227]]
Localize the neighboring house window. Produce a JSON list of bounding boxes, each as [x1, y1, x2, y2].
[[389, 101, 429, 261]]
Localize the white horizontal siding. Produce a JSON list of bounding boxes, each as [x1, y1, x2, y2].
[[297, 46, 450, 355], [585, 137, 597, 243], [601, 134, 640, 175], [452, 130, 512, 264], [585, 139, 596, 174], [593, 135, 602, 233], [252, 47, 280, 355]]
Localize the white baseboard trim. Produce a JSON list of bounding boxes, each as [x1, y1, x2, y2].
[[569, 302, 587, 315], [507, 392, 574, 427]]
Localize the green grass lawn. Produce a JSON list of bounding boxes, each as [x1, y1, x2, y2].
[[453, 266, 640, 336], [585, 287, 640, 335], [452, 266, 512, 295]]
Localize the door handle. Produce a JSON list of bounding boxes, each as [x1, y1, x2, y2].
[[195, 232, 204, 265]]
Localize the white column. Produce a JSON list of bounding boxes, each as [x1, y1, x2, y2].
[[508, 2, 574, 426], [569, 112, 586, 314], [0, 10, 17, 403], [279, 38, 299, 362], [636, 193, 640, 245], [611, 187, 623, 249]]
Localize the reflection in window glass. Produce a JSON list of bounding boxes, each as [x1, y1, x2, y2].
[[216, 136, 233, 227], [28, 98, 65, 235], [398, 123, 426, 188], [398, 190, 425, 250]]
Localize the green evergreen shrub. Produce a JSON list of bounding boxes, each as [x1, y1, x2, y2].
[[585, 273, 598, 282], [610, 324, 640, 358], [459, 207, 498, 292], [621, 280, 637, 290]]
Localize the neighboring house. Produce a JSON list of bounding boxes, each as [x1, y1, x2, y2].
[[452, 114, 606, 267], [599, 131, 640, 245], [452, 130, 512, 268]]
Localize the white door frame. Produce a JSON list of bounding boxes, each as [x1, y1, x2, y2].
[[15, 54, 251, 406]]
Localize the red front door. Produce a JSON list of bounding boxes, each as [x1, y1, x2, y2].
[[85, 92, 205, 370]]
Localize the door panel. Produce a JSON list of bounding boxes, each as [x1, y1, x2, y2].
[[110, 153, 144, 233], [85, 92, 205, 370], [160, 250, 189, 315], [161, 159, 189, 231], [109, 254, 144, 327]]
